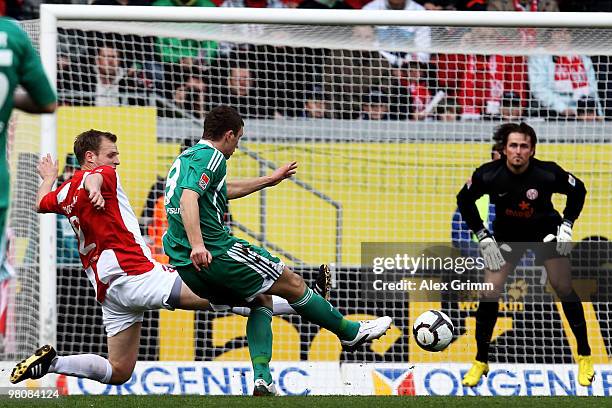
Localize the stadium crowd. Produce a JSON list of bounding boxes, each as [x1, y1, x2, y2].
[[6, 0, 612, 121]]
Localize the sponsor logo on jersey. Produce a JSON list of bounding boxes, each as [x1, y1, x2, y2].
[[505, 201, 534, 218], [526, 189, 538, 200], [199, 173, 210, 190]]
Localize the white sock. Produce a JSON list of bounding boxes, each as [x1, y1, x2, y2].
[[231, 296, 296, 317], [49, 354, 113, 384]]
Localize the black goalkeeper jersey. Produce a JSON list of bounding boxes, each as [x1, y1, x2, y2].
[[456, 158, 586, 242]]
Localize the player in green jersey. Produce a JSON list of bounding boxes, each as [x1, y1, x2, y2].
[[164, 105, 392, 396], [0, 17, 56, 282]]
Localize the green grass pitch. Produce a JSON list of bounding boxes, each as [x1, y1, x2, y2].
[[1, 396, 611, 408]]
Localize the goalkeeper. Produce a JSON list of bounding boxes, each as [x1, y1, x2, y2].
[[456, 122, 593, 387]]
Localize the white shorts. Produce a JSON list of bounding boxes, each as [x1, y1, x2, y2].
[[102, 263, 179, 337]]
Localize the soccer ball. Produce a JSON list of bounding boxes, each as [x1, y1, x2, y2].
[[412, 310, 454, 352]]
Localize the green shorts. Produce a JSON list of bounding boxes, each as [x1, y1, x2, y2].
[[176, 239, 285, 305]]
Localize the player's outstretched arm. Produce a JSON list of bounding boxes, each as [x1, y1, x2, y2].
[[227, 161, 297, 200], [35, 154, 58, 212]]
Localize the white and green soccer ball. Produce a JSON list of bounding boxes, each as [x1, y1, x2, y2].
[[412, 310, 454, 352]]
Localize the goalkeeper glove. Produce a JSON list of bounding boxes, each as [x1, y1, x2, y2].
[[476, 229, 506, 271], [556, 219, 573, 256]]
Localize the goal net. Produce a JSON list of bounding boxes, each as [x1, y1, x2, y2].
[[5, 7, 612, 395]]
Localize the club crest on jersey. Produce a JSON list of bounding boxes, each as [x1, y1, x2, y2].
[[526, 188, 538, 200], [568, 174, 576, 187], [199, 173, 210, 190]]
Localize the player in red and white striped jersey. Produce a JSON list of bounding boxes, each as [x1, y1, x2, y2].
[[11, 129, 329, 388]]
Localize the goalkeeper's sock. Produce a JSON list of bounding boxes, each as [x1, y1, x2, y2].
[[231, 296, 296, 317], [561, 291, 591, 356], [49, 354, 112, 383], [475, 300, 499, 363], [247, 306, 273, 385], [290, 287, 359, 341]]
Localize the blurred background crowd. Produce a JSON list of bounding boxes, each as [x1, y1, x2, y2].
[[8, 0, 612, 123]]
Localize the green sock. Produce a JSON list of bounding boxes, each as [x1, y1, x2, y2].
[[290, 287, 359, 341], [246, 306, 273, 384]]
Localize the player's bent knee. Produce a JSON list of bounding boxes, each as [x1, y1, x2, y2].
[[252, 294, 273, 309], [287, 271, 306, 293]]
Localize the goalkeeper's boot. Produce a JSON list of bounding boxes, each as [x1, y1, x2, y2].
[[253, 379, 278, 396], [313, 264, 332, 301], [340, 316, 392, 351], [577, 355, 595, 386], [10, 345, 56, 384], [462, 360, 489, 387]]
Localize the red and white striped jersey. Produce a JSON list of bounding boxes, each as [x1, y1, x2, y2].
[[39, 166, 154, 302]]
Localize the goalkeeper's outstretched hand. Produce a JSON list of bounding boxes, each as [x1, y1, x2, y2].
[[477, 229, 506, 271]]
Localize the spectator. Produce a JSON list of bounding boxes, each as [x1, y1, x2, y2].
[[253, 44, 302, 118], [528, 28, 602, 119], [94, 45, 142, 106], [403, 61, 433, 120], [141, 175, 169, 264], [57, 40, 150, 107], [454, 0, 486, 10], [497, 91, 524, 121], [576, 97, 603, 122], [361, 88, 390, 120], [487, 0, 558, 11], [323, 26, 405, 119], [298, 0, 349, 9], [434, 28, 527, 121], [488, 0, 559, 48], [363, 0, 431, 64], [422, 0, 456, 9], [153, 0, 218, 82], [561, 1, 612, 119], [173, 65, 207, 118], [208, 57, 272, 118], [302, 84, 331, 119], [436, 97, 458, 121]]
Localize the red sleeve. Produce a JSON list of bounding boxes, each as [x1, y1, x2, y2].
[[90, 166, 118, 195], [38, 191, 61, 213], [38, 182, 66, 214]]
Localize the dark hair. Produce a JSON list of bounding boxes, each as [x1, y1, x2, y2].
[[74, 129, 117, 165], [491, 142, 504, 158], [493, 122, 537, 149], [203, 105, 244, 141]]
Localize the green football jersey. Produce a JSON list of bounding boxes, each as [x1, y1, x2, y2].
[[0, 18, 56, 210], [163, 140, 236, 266]]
